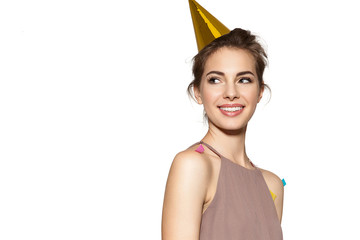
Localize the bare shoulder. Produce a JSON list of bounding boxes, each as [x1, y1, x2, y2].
[[168, 149, 210, 192], [171, 145, 212, 177], [162, 145, 212, 239], [164, 147, 211, 206], [259, 168, 283, 192], [166, 144, 215, 197], [259, 168, 284, 222]]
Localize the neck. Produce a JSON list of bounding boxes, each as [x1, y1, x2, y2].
[[202, 123, 251, 167]]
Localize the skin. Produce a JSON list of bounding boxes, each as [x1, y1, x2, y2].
[[162, 47, 284, 240]]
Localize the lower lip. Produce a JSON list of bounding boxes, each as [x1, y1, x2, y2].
[[219, 107, 244, 117]]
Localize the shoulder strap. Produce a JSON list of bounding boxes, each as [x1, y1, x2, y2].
[[199, 141, 224, 159], [198, 141, 256, 168], [189, 141, 223, 158]]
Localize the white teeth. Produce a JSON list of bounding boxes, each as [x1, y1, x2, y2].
[[220, 107, 243, 112]]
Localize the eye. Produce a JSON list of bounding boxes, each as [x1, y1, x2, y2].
[[208, 77, 221, 84], [239, 77, 252, 84]]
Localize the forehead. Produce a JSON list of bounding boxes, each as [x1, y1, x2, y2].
[[203, 47, 256, 74]]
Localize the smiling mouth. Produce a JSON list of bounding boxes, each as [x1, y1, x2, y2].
[[218, 104, 245, 116], [219, 106, 244, 112]]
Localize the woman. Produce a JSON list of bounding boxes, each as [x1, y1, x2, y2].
[[162, 28, 284, 240]]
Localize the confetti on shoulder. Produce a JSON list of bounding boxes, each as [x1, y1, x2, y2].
[[195, 144, 204, 153]]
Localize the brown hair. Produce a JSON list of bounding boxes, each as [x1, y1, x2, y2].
[[187, 28, 270, 100]]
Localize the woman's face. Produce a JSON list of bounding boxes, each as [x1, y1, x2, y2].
[[194, 47, 264, 131]]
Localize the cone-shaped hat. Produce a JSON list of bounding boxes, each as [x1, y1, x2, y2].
[[188, 0, 230, 51]]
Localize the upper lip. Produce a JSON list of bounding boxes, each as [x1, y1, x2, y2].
[[218, 104, 244, 108]]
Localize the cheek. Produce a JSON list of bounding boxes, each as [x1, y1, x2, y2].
[[243, 88, 261, 103], [201, 87, 222, 106]]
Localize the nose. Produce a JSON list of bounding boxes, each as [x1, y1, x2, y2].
[[223, 83, 239, 100]]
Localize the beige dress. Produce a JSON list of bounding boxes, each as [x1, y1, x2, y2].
[[192, 141, 283, 240]]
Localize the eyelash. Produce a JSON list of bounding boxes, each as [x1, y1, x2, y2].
[[207, 77, 252, 84], [208, 77, 220, 84], [239, 77, 252, 84]]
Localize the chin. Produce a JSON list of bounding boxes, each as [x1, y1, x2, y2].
[[210, 120, 248, 134]]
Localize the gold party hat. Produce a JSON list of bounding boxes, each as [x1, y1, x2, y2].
[[188, 0, 230, 51]]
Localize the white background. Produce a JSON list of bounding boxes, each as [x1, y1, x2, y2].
[[1, 0, 359, 239]]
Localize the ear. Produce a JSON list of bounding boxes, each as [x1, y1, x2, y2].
[[194, 86, 203, 105], [257, 82, 265, 103]]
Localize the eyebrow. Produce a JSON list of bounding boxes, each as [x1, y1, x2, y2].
[[206, 70, 255, 77]]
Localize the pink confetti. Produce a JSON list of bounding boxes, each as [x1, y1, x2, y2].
[[195, 144, 204, 153]]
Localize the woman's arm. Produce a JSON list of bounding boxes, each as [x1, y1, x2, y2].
[[260, 169, 284, 223], [161, 150, 210, 240]]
